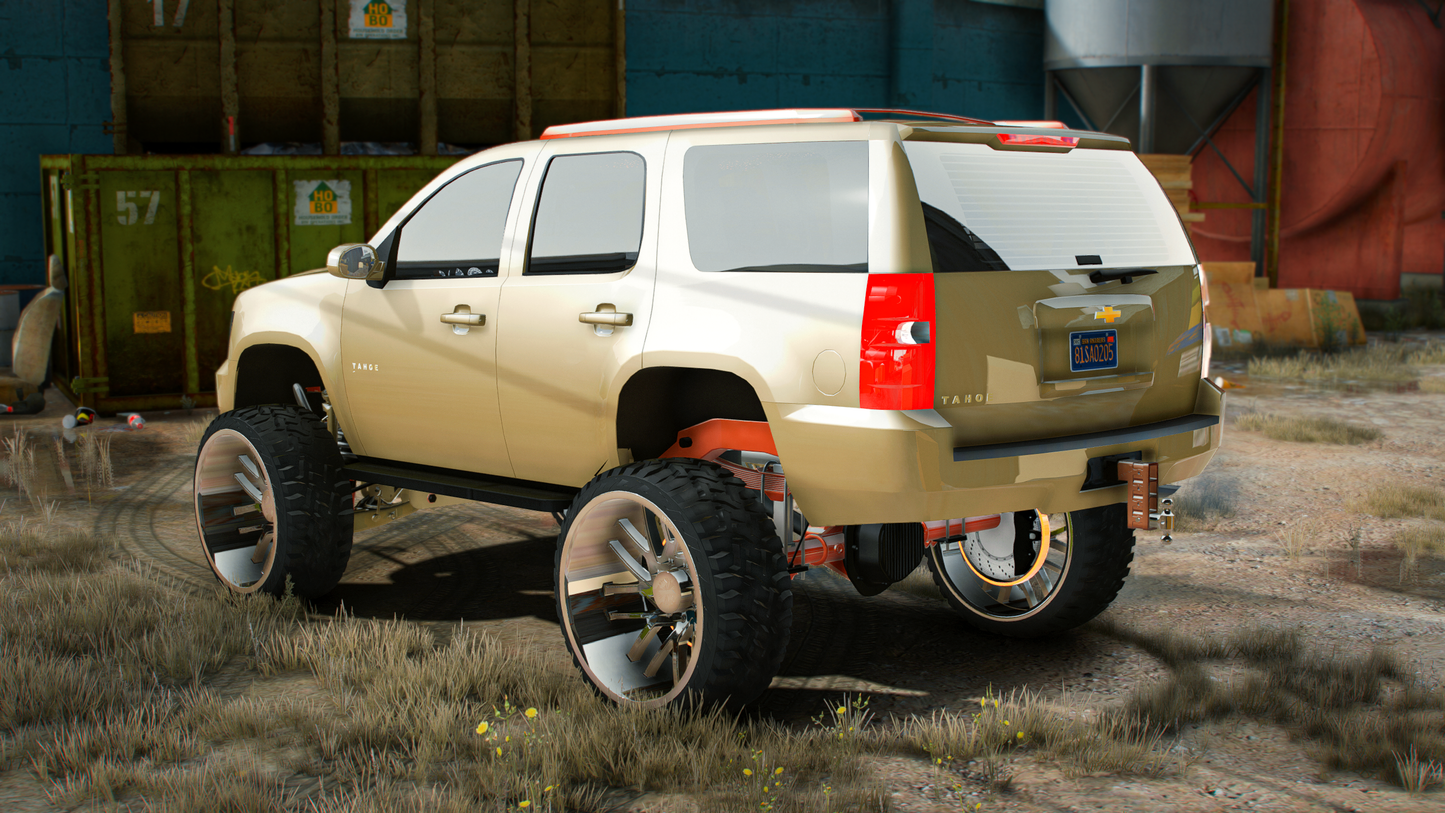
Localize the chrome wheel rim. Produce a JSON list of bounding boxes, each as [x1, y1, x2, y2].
[[933, 510, 1071, 620], [194, 428, 278, 593], [558, 491, 701, 707]]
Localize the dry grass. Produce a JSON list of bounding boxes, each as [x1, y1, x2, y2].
[[4, 482, 1443, 806], [1233, 412, 1382, 444], [1352, 483, 1445, 522], [1393, 524, 1445, 583], [0, 518, 108, 574], [184, 420, 210, 448], [896, 688, 1188, 784], [1278, 520, 1318, 562], [1421, 378, 1445, 394], [1394, 524, 1445, 563], [1247, 342, 1445, 386], [1091, 617, 1445, 787], [1169, 471, 1239, 532]]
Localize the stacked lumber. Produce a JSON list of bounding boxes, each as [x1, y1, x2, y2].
[[1139, 154, 1203, 223]]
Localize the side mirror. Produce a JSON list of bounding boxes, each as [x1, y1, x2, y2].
[[327, 244, 384, 280]]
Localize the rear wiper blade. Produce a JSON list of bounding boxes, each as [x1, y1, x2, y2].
[[1088, 268, 1158, 285]]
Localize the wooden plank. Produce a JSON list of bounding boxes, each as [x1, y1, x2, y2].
[[419, 0, 438, 155], [515, 0, 531, 141], [322, 0, 341, 154], [107, 0, 127, 154], [1202, 262, 1256, 286], [219, 0, 238, 153]]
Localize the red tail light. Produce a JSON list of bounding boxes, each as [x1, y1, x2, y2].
[[996, 133, 1080, 148], [860, 273, 935, 410]]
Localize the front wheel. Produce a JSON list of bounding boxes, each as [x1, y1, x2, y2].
[[193, 405, 353, 597], [554, 459, 792, 710], [928, 503, 1134, 638]]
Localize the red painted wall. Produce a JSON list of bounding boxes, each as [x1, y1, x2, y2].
[[1188, 0, 1444, 300]]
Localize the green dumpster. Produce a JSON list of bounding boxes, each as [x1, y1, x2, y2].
[[39, 154, 460, 414]]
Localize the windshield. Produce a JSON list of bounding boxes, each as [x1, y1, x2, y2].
[[903, 141, 1195, 272]]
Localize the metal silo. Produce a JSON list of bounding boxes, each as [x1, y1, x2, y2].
[[1044, 0, 1275, 268]]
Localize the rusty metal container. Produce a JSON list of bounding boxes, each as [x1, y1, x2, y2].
[[38, 154, 459, 414], [107, 0, 626, 153], [1189, 0, 1445, 300]]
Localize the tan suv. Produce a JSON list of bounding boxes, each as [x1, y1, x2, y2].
[[194, 108, 1223, 710]]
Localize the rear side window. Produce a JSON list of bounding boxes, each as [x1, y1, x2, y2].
[[684, 142, 868, 273], [527, 152, 645, 275], [903, 141, 1195, 272], [395, 160, 523, 279]]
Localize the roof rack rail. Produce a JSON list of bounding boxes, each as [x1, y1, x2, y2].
[[539, 107, 997, 139], [852, 108, 993, 125]]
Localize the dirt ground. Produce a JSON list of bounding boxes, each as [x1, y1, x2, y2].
[[3, 345, 1445, 812]]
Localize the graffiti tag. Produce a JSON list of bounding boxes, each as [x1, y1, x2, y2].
[[202, 265, 265, 295]]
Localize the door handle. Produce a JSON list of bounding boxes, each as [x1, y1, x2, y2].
[[579, 310, 632, 326], [440, 311, 484, 326]]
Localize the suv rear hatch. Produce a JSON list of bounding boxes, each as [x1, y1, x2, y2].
[[902, 132, 1205, 449]]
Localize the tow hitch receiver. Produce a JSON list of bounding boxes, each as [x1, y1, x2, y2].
[[1118, 460, 1159, 530]]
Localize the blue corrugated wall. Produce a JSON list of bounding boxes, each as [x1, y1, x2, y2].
[[625, 0, 1048, 121], [0, 0, 112, 286]]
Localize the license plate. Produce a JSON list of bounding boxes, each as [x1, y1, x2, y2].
[[1070, 329, 1118, 372]]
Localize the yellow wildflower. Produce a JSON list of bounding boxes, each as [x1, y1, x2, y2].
[[525, 707, 538, 719], [837, 706, 847, 714], [774, 767, 784, 775], [544, 786, 554, 792], [743, 768, 753, 776], [496, 746, 503, 756], [475, 721, 489, 735], [1003, 720, 1010, 726], [518, 803, 530, 809]]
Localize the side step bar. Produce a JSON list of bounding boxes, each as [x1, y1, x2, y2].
[[340, 458, 578, 513]]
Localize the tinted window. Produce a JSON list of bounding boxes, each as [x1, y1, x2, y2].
[[684, 142, 868, 273], [904, 141, 1193, 271], [527, 152, 645, 275], [395, 160, 523, 280]]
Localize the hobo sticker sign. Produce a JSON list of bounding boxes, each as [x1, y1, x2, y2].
[[293, 180, 353, 226], [348, 0, 406, 39]]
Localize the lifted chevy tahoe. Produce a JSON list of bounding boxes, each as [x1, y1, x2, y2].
[[194, 108, 1222, 710]]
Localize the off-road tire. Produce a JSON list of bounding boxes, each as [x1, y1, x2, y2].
[[929, 502, 1134, 638], [554, 458, 792, 710], [194, 404, 353, 597]]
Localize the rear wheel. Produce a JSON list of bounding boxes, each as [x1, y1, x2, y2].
[[554, 459, 792, 710], [193, 405, 353, 597], [928, 503, 1134, 638]]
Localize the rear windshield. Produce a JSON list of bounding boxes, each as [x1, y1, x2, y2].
[[683, 141, 868, 273], [903, 141, 1195, 272]]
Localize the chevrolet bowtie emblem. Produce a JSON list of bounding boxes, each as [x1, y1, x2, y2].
[[1095, 305, 1122, 324]]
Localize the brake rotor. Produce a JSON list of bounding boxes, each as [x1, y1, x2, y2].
[[960, 510, 1051, 587]]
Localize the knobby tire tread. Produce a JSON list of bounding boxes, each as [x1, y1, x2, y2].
[[206, 405, 353, 597], [556, 458, 792, 710]]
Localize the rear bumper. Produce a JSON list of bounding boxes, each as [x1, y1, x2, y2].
[[767, 379, 1224, 525]]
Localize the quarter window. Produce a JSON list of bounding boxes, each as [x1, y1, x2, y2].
[[527, 152, 645, 275], [394, 159, 523, 280], [683, 141, 868, 273]]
